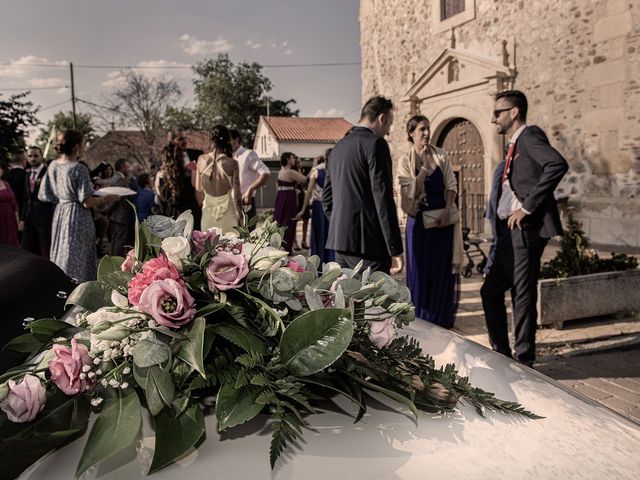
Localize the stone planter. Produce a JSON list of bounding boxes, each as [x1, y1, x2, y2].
[[537, 269, 640, 329]]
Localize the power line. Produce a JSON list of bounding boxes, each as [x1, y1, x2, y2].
[[0, 85, 69, 91], [39, 99, 71, 112], [76, 97, 119, 113], [0, 61, 360, 70]]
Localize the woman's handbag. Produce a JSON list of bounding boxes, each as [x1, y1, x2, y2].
[[422, 206, 459, 229]]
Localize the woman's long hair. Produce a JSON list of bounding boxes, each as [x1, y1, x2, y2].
[[161, 143, 185, 201], [210, 125, 233, 157]]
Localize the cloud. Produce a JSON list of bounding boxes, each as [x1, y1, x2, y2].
[[284, 49, 293, 56], [101, 60, 191, 88], [313, 108, 346, 117], [0, 55, 67, 79], [245, 40, 262, 50], [179, 34, 233, 56], [29, 77, 66, 88]]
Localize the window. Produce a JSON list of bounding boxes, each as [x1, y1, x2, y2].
[[441, 0, 465, 21]]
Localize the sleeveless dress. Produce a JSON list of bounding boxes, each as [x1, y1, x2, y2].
[[38, 161, 97, 283], [309, 165, 334, 266], [405, 166, 459, 328], [273, 179, 298, 255], [200, 154, 238, 234]]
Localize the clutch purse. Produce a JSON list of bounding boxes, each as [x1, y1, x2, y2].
[[422, 206, 459, 229]]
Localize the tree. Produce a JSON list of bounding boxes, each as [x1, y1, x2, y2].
[[192, 54, 298, 145], [0, 93, 39, 163], [36, 111, 96, 158], [107, 71, 181, 166]]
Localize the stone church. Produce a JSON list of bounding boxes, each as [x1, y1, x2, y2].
[[360, 0, 640, 246]]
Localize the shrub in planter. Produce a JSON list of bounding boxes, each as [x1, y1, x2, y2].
[[540, 212, 638, 279]]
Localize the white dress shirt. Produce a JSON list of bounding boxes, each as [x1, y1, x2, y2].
[[497, 125, 530, 220], [234, 146, 270, 197]]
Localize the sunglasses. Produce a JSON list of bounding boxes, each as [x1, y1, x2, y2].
[[493, 107, 515, 118]]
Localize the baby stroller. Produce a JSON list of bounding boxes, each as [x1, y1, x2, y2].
[[461, 227, 487, 278]]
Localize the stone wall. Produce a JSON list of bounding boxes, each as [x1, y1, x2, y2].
[[360, 0, 640, 246]]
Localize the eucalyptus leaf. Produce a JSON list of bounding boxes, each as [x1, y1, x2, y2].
[[334, 285, 346, 309], [309, 268, 342, 290], [295, 271, 316, 289], [285, 297, 303, 311], [215, 382, 264, 431], [133, 338, 171, 368], [279, 308, 353, 376], [269, 232, 282, 248], [149, 403, 205, 473], [97, 255, 126, 280], [271, 268, 296, 292], [176, 317, 206, 378], [75, 388, 141, 478], [139, 365, 175, 416], [335, 278, 362, 296], [304, 285, 324, 311], [65, 281, 110, 311]]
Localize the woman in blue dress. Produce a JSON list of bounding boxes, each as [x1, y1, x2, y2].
[[397, 115, 463, 328], [39, 130, 118, 283], [296, 154, 335, 267]]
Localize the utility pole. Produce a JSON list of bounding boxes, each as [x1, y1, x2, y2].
[[266, 96, 270, 117], [69, 62, 77, 129]]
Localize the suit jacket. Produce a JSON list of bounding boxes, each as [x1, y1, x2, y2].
[[21, 165, 54, 228], [508, 126, 568, 238], [3, 167, 26, 216], [322, 126, 403, 259], [108, 172, 134, 224]]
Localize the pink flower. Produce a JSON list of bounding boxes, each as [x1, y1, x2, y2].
[[206, 251, 249, 291], [48, 339, 95, 395], [191, 227, 221, 255], [138, 279, 196, 328], [286, 260, 305, 273], [128, 254, 181, 306], [368, 319, 396, 349], [121, 249, 137, 272], [0, 374, 46, 423]]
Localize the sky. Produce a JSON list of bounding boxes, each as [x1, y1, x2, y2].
[[0, 0, 362, 141]]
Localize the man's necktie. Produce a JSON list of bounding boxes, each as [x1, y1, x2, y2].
[[500, 142, 516, 185], [29, 170, 37, 193]]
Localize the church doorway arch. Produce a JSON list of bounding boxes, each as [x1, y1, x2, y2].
[[435, 118, 485, 233]]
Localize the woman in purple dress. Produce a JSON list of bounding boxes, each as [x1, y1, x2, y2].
[[274, 152, 306, 255], [397, 115, 463, 328]]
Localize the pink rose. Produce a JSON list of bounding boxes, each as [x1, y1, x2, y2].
[[286, 260, 305, 273], [128, 254, 181, 305], [48, 339, 95, 395], [138, 279, 196, 328], [191, 227, 221, 255], [121, 249, 137, 272], [206, 251, 249, 291], [0, 374, 46, 423], [368, 319, 396, 349]]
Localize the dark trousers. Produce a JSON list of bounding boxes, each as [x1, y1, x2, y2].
[[335, 251, 391, 275], [245, 197, 257, 222], [109, 221, 129, 257], [480, 220, 548, 365], [20, 221, 52, 258]]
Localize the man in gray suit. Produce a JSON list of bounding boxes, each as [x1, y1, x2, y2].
[[481, 90, 568, 367], [107, 158, 133, 256], [322, 96, 403, 274]]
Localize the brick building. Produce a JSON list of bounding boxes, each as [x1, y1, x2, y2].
[[360, 0, 640, 245]]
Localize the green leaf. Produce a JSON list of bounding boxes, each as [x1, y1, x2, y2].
[[133, 338, 171, 368], [196, 301, 225, 317], [309, 268, 342, 290], [176, 317, 206, 378], [304, 285, 324, 311], [129, 199, 145, 261], [236, 290, 282, 337], [349, 375, 418, 422], [149, 403, 205, 473], [215, 381, 264, 431], [97, 254, 126, 279], [3, 333, 46, 353], [0, 391, 90, 479], [65, 281, 110, 311], [135, 365, 175, 416], [279, 308, 353, 376], [271, 268, 296, 292], [76, 388, 141, 478], [334, 278, 362, 296], [210, 323, 267, 355], [27, 318, 68, 337]]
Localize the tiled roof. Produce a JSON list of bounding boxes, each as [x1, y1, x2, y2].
[[261, 116, 352, 143], [83, 130, 210, 169]]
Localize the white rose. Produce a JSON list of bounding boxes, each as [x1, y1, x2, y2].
[[161, 236, 191, 271], [86, 308, 133, 326], [242, 243, 288, 270], [368, 319, 396, 349]]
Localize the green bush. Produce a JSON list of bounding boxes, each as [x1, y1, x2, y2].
[[540, 212, 638, 279]]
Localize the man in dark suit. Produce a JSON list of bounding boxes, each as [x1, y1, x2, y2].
[[3, 152, 27, 218], [107, 158, 133, 256], [481, 90, 568, 367], [322, 96, 403, 274], [20, 146, 54, 257]]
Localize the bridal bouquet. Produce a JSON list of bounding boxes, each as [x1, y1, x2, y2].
[[0, 212, 539, 479]]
